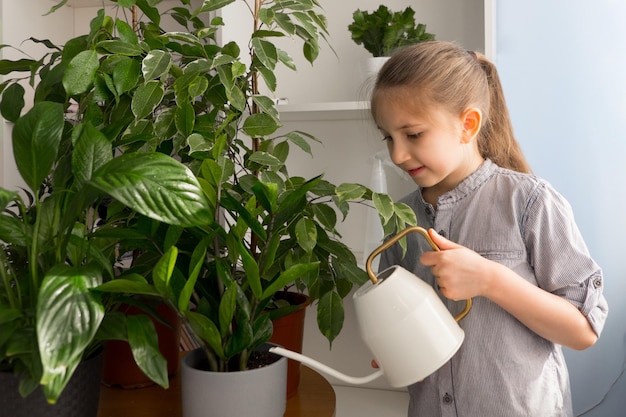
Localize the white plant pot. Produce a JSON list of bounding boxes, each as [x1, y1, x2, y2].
[[360, 56, 390, 85], [181, 344, 287, 417]]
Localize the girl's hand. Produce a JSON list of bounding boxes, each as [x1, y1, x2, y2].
[[420, 228, 494, 300]]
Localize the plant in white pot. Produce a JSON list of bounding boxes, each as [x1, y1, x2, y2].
[[348, 5, 435, 81]]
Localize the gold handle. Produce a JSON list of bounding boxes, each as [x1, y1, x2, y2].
[[365, 226, 472, 322]]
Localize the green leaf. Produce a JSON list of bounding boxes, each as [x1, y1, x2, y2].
[[316, 291, 344, 346], [218, 283, 237, 338], [0, 82, 25, 122], [71, 123, 113, 190], [185, 311, 224, 359], [373, 192, 394, 224], [242, 113, 280, 137], [37, 266, 104, 403], [97, 40, 144, 56], [295, 217, 317, 253], [96, 278, 159, 296], [132, 80, 164, 119], [175, 100, 195, 137], [251, 181, 278, 213], [179, 241, 207, 313], [112, 57, 141, 95], [238, 239, 262, 299], [115, 18, 139, 44], [0, 58, 38, 75], [335, 183, 368, 204], [251, 38, 278, 70], [142, 50, 172, 81], [12, 101, 64, 193], [261, 262, 319, 300], [91, 153, 212, 227], [152, 246, 178, 297], [63, 50, 99, 96], [127, 314, 169, 388], [393, 201, 417, 226], [197, 0, 236, 14]]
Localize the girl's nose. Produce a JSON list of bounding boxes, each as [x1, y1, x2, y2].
[[388, 139, 411, 166]]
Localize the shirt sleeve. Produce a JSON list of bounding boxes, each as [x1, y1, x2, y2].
[[523, 180, 609, 336]]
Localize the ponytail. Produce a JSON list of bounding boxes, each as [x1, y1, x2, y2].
[[476, 54, 531, 173]]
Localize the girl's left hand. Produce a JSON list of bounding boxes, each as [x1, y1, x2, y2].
[[420, 229, 493, 301]]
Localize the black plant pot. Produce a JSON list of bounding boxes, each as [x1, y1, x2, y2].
[[0, 351, 103, 417]]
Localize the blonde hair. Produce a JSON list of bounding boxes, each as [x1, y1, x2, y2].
[[371, 41, 531, 174]]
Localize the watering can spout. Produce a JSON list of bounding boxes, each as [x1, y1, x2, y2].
[[268, 346, 384, 385]]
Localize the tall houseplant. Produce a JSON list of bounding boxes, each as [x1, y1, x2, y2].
[[85, 0, 416, 375]]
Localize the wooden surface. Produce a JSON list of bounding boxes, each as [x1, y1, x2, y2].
[[97, 357, 335, 417]]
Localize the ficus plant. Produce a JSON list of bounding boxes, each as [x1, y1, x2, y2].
[[1, 0, 416, 388]]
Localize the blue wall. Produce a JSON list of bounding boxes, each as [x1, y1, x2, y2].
[[495, 1, 626, 416]]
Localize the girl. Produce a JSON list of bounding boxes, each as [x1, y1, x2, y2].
[[372, 41, 608, 416]]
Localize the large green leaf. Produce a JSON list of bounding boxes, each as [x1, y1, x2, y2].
[[90, 152, 211, 227], [37, 265, 104, 403], [127, 314, 168, 388], [12, 101, 64, 193]]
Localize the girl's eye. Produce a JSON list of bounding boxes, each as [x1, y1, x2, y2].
[[407, 132, 422, 139], [381, 135, 392, 142]]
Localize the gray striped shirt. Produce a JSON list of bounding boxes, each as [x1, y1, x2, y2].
[[380, 159, 608, 417]]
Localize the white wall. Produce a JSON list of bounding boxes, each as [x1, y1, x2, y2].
[[221, 0, 484, 105], [496, 2, 626, 416], [0, 0, 74, 191]]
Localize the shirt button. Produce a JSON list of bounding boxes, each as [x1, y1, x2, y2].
[[438, 230, 446, 238], [443, 393, 453, 404], [593, 278, 602, 288]]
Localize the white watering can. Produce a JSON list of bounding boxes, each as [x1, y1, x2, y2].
[[270, 226, 472, 387]]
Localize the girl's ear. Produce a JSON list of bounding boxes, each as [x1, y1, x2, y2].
[[460, 108, 482, 144]]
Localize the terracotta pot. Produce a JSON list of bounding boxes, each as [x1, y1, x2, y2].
[[101, 298, 181, 388], [269, 291, 310, 398]]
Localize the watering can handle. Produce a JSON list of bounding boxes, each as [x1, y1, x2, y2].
[[365, 226, 472, 322]]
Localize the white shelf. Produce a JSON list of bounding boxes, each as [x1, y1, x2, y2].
[[278, 101, 372, 122], [56, 0, 113, 7]]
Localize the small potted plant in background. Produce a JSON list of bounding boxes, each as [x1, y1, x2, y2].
[[348, 5, 435, 81]]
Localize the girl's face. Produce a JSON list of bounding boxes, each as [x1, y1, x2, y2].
[[374, 89, 483, 205]]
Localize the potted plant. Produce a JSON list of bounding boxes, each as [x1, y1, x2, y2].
[[1, 0, 416, 415], [348, 5, 435, 80], [0, 4, 213, 415]]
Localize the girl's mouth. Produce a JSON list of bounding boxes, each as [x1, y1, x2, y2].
[[407, 166, 425, 177]]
